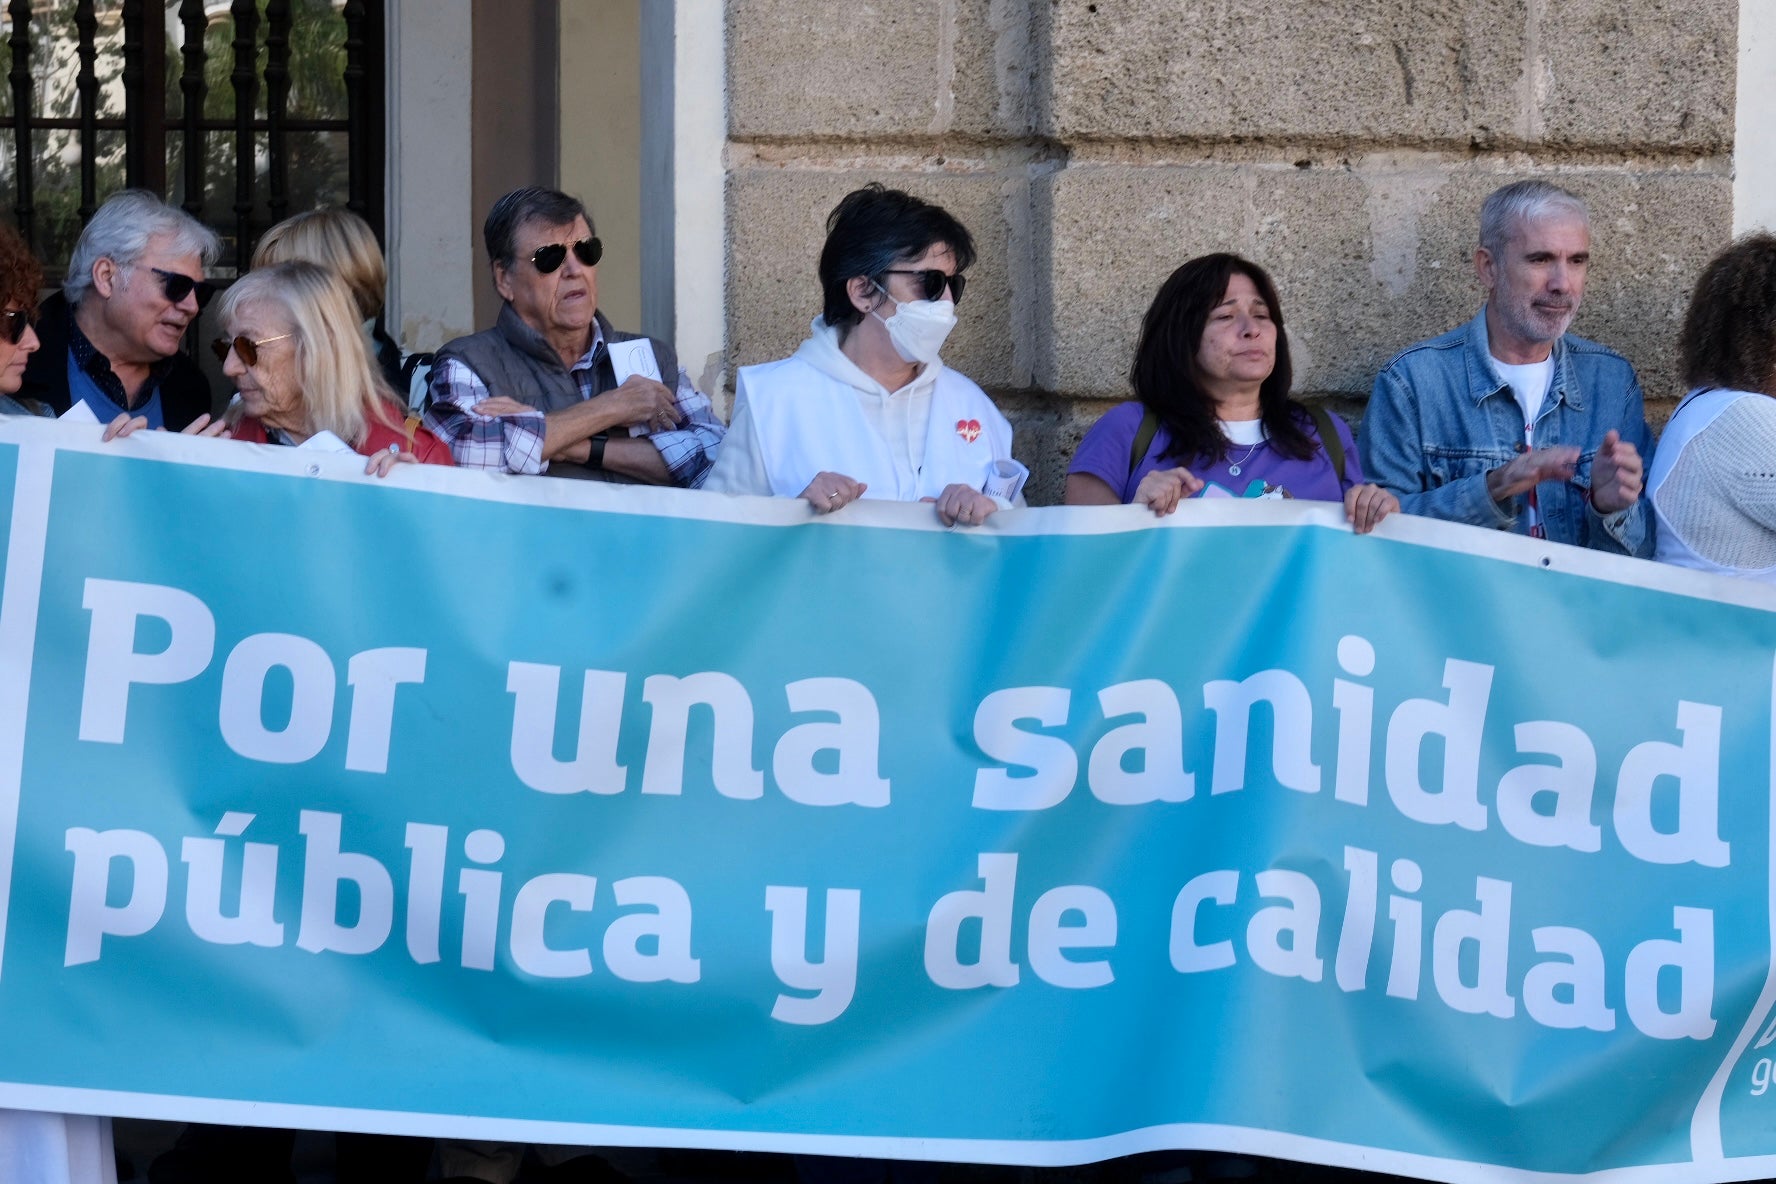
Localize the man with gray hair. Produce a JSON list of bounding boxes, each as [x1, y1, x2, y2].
[[1360, 179, 1653, 554], [424, 184, 724, 484], [21, 188, 220, 429]]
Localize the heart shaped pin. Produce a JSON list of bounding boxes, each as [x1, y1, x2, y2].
[[955, 418, 982, 443]]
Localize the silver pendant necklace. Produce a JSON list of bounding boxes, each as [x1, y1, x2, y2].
[[1227, 437, 1263, 477]]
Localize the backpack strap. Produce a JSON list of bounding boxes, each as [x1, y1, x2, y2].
[[1305, 402, 1349, 491], [1127, 408, 1161, 478], [401, 351, 436, 412]]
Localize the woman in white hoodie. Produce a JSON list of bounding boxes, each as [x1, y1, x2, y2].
[[706, 185, 1026, 525]]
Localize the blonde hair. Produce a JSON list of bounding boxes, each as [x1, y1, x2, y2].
[[219, 261, 401, 446], [252, 207, 387, 321]]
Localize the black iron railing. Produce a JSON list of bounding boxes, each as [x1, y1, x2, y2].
[[1, 0, 384, 270]]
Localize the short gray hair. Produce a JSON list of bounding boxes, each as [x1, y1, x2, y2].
[[64, 189, 221, 306], [1478, 180, 1590, 258]]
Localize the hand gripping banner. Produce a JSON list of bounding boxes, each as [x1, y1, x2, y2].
[[3, 418, 1776, 1183]]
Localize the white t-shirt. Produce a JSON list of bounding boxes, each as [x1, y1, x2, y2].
[[1491, 353, 1555, 439], [1490, 352, 1555, 536], [1222, 418, 1265, 446]]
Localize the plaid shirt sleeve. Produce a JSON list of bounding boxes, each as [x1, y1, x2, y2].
[[642, 369, 727, 488], [421, 357, 549, 475]]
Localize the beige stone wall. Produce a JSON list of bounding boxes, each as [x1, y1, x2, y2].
[[726, 1, 1736, 504]]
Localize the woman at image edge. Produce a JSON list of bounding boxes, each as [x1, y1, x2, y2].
[[1066, 252, 1397, 532], [0, 222, 114, 1184], [705, 184, 1027, 525], [1648, 231, 1776, 582]]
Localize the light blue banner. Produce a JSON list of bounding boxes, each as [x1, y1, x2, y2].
[[2, 419, 1775, 1182]]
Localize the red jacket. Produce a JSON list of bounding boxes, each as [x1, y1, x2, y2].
[[231, 402, 456, 465]]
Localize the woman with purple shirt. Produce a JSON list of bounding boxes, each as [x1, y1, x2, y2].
[[1065, 253, 1398, 533]]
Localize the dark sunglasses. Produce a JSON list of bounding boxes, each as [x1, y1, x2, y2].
[[880, 268, 966, 304], [211, 332, 292, 366], [148, 266, 216, 309], [530, 236, 603, 274], [0, 309, 30, 346]]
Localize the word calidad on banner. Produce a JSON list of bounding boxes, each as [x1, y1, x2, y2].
[[60, 578, 1725, 1044]]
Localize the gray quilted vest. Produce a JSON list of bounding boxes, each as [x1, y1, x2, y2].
[[435, 303, 680, 481]]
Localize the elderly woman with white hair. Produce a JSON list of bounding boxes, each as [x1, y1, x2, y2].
[[213, 260, 452, 466], [108, 260, 453, 476]]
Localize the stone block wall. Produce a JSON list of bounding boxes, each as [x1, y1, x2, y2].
[[726, 0, 1736, 505]]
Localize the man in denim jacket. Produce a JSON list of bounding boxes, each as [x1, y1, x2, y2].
[[1359, 180, 1652, 556]]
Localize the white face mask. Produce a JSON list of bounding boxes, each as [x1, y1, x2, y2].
[[873, 290, 957, 366]]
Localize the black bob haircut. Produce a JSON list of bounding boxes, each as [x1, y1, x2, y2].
[[818, 184, 976, 328]]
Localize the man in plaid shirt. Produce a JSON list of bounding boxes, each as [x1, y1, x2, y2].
[[423, 186, 723, 485]]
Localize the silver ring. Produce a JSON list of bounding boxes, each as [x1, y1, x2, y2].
[[827, 491, 839, 503]]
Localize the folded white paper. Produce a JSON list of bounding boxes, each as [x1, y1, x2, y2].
[[606, 338, 663, 436], [58, 400, 100, 425], [606, 338, 660, 385], [981, 457, 1028, 504]]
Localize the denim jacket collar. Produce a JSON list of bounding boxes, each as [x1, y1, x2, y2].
[[1464, 306, 1586, 416]]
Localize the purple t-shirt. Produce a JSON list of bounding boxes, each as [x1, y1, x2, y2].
[[1069, 401, 1364, 503]]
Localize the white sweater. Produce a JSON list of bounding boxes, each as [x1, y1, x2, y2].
[[706, 319, 1026, 504]]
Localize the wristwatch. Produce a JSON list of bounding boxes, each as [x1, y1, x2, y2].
[[588, 433, 609, 469]]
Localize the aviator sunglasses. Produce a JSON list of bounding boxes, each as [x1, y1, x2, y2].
[[211, 332, 292, 366], [529, 236, 603, 274], [0, 309, 30, 346], [879, 268, 966, 304], [146, 266, 217, 309]]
